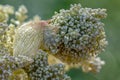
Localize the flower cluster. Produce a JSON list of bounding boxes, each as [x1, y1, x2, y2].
[[0, 5, 14, 22], [0, 4, 70, 79], [0, 53, 32, 80], [11, 5, 28, 26], [81, 57, 105, 73], [0, 5, 28, 55], [25, 50, 71, 80], [45, 4, 107, 65], [0, 3, 107, 80]]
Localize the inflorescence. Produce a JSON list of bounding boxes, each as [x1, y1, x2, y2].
[[25, 50, 71, 80], [0, 53, 32, 80], [45, 4, 107, 64], [0, 3, 107, 80]]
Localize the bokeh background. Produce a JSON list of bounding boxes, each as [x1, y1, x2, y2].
[[0, 0, 120, 80]]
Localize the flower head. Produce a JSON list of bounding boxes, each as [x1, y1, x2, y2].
[[26, 50, 71, 80], [45, 4, 107, 64], [0, 53, 32, 80]]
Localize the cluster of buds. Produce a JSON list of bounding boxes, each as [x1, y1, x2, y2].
[[25, 50, 71, 80], [44, 4, 107, 72], [0, 3, 107, 80], [0, 53, 32, 80], [0, 5, 28, 55], [0, 5, 14, 22]]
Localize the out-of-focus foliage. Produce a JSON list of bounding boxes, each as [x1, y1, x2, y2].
[[0, 0, 120, 80]]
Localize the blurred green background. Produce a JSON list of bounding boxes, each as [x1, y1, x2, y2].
[[0, 0, 120, 80]]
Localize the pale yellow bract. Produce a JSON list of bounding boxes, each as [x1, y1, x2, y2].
[[13, 21, 48, 57]]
